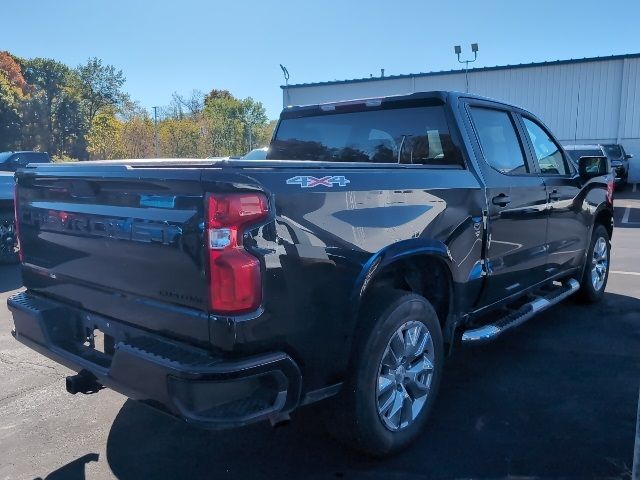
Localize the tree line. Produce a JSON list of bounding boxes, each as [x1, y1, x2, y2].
[[0, 51, 275, 160]]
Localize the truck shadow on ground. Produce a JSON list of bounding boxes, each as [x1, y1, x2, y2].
[[104, 291, 640, 479], [34, 453, 99, 480], [0, 264, 22, 293]]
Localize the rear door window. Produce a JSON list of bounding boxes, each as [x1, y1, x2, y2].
[[269, 105, 462, 166], [468, 107, 528, 175]]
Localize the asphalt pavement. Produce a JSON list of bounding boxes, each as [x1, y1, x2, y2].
[[1, 184, 639, 480]]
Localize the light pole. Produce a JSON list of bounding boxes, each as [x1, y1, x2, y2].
[[280, 64, 290, 108], [152, 106, 160, 158], [454, 43, 479, 93]]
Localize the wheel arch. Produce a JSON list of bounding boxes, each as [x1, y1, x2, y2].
[[593, 206, 614, 240], [351, 239, 455, 340]]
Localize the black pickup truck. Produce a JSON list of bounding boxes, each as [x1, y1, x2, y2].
[[8, 91, 614, 456]]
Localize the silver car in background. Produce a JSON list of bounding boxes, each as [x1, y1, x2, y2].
[[564, 144, 627, 187]]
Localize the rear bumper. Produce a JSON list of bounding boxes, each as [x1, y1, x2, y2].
[[7, 291, 302, 429]]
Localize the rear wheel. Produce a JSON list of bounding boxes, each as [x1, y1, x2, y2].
[[329, 290, 444, 456], [578, 224, 610, 303], [0, 212, 19, 265]]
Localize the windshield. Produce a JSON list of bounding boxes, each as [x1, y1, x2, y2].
[[603, 145, 623, 159], [0, 152, 14, 163], [269, 105, 461, 166]]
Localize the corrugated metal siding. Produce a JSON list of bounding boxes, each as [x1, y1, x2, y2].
[[621, 58, 640, 139], [284, 57, 640, 143]]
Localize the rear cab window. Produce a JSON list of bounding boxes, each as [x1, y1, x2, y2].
[[268, 101, 463, 167]]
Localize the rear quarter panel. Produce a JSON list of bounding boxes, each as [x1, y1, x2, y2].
[[216, 164, 486, 390]]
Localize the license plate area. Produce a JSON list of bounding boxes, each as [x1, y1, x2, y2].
[[83, 327, 115, 356], [67, 313, 120, 368]]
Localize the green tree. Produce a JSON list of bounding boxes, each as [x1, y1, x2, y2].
[[54, 85, 87, 159], [86, 108, 123, 159], [0, 73, 23, 150], [201, 91, 269, 156], [254, 119, 277, 148], [238, 97, 268, 151], [122, 116, 155, 158], [204, 89, 233, 105], [160, 118, 200, 158], [21, 58, 70, 154], [75, 57, 126, 126]]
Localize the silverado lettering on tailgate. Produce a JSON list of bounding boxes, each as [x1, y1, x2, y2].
[[22, 209, 182, 245]]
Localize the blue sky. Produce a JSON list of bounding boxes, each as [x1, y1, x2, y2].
[[3, 0, 639, 119]]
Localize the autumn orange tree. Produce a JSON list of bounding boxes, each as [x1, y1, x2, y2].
[[0, 52, 27, 149]]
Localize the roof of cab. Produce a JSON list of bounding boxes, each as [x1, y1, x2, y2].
[[281, 90, 524, 117]]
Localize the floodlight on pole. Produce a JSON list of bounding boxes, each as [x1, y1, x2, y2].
[[279, 64, 290, 86], [454, 43, 479, 93], [280, 64, 291, 108]]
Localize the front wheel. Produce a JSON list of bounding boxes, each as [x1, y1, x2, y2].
[[578, 224, 610, 303], [330, 290, 444, 457]]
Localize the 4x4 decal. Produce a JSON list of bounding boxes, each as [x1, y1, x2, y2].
[[286, 175, 351, 188]]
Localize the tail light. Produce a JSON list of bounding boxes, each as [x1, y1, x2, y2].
[[13, 183, 23, 263], [205, 192, 269, 314], [606, 176, 614, 205]]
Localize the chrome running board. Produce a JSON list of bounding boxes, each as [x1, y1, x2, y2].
[[461, 278, 580, 344]]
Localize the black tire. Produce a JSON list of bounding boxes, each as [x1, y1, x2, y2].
[[578, 224, 610, 303], [328, 289, 444, 457], [0, 212, 19, 265]]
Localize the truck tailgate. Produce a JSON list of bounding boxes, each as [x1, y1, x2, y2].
[[15, 163, 215, 343]]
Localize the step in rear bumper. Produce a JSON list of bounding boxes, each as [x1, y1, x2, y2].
[[7, 291, 302, 429]]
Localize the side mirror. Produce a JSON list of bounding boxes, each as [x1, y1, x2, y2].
[[625, 153, 633, 160], [579, 156, 609, 178]]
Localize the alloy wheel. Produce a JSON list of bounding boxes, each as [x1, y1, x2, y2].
[[591, 236, 608, 291], [376, 320, 435, 431]]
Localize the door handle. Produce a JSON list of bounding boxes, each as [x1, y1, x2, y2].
[[549, 189, 561, 202], [492, 193, 512, 207]]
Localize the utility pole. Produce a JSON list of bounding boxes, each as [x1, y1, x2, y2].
[[454, 43, 479, 93], [152, 106, 160, 158]]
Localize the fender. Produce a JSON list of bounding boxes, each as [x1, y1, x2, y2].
[[350, 238, 453, 313], [590, 203, 614, 237]]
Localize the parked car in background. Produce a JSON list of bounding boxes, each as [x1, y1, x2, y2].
[[0, 151, 51, 172], [564, 144, 625, 187], [602, 143, 632, 183], [0, 172, 18, 264], [241, 147, 269, 160]]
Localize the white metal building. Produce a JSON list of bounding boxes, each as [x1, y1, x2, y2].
[[281, 53, 640, 180]]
